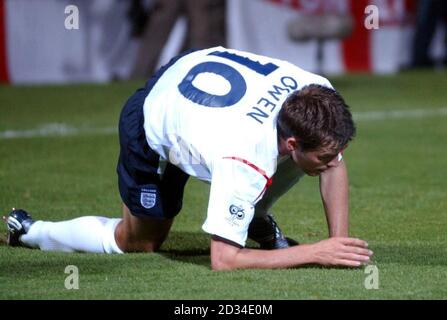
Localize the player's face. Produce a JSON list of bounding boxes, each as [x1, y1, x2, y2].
[[290, 146, 342, 176]]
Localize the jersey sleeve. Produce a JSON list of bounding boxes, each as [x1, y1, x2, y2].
[[201, 157, 272, 247]]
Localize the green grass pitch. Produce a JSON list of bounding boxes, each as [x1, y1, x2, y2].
[[0, 71, 446, 299]]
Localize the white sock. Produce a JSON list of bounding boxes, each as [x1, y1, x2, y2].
[[20, 216, 123, 254]]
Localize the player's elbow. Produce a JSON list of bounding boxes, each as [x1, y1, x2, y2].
[[211, 255, 238, 271], [211, 258, 231, 271], [210, 237, 241, 271]]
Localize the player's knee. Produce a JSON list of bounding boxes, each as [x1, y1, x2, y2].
[[142, 241, 163, 253], [115, 226, 163, 253], [120, 240, 163, 253]]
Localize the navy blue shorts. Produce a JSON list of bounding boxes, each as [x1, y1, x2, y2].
[[116, 52, 192, 219]]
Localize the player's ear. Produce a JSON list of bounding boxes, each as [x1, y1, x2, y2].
[[286, 137, 298, 152]]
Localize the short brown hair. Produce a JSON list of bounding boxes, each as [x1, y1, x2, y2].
[[277, 84, 356, 152]]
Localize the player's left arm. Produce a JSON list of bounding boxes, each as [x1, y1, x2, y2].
[[319, 159, 349, 237]]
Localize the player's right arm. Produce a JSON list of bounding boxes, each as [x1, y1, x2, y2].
[[204, 158, 373, 270], [210, 236, 373, 270]]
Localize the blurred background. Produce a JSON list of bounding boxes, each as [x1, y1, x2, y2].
[[0, 0, 446, 84]]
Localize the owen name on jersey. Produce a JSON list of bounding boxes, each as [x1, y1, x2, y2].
[[246, 75, 298, 124]]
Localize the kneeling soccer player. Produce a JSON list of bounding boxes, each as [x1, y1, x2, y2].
[[4, 47, 373, 270]]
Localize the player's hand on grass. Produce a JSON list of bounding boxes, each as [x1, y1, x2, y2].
[[311, 237, 373, 267]]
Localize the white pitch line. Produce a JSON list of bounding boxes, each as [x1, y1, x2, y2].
[[353, 107, 447, 121], [0, 123, 116, 139], [1, 107, 446, 139]]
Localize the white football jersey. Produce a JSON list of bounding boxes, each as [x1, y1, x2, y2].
[[143, 47, 333, 246]]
